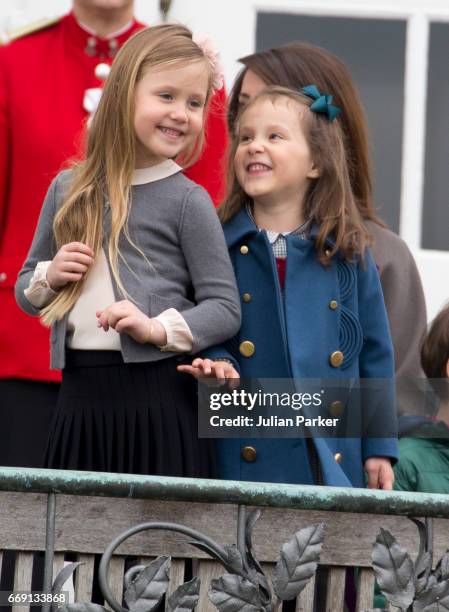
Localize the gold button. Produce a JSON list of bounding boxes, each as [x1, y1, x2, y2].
[[330, 351, 344, 368], [329, 300, 338, 310], [334, 452, 343, 463], [241, 446, 257, 462], [242, 293, 252, 303], [239, 341, 255, 357], [240, 245, 249, 255], [330, 400, 343, 417]]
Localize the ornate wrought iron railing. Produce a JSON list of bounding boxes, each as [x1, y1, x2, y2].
[[0, 467, 448, 611]]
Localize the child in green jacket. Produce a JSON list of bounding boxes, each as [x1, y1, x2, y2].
[[394, 303, 449, 493]]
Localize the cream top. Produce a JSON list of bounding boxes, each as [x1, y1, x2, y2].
[[24, 160, 194, 353]]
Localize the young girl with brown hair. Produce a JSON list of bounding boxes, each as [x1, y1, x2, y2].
[[15, 24, 240, 476], [227, 43, 427, 416], [180, 86, 397, 488]]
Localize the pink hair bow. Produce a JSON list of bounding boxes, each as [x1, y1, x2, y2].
[[192, 33, 224, 90]]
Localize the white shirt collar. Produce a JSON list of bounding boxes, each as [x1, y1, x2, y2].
[[266, 230, 292, 244], [131, 159, 182, 185], [245, 202, 310, 241], [76, 18, 134, 40]]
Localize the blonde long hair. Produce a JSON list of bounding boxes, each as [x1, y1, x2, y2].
[[42, 24, 214, 325], [220, 87, 369, 265]]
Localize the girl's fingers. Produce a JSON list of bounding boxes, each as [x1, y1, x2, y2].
[[226, 367, 240, 378], [99, 320, 109, 332], [367, 473, 379, 489], [107, 310, 128, 329], [213, 364, 226, 384], [96, 310, 110, 330], [61, 272, 83, 282], [114, 316, 133, 334], [379, 465, 394, 490], [96, 303, 134, 332], [228, 376, 240, 391], [223, 367, 240, 390], [177, 365, 201, 378], [191, 358, 205, 368], [226, 368, 239, 378], [64, 242, 95, 256], [62, 253, 94, 266], [61, 262, 88, 273], [380, 475, 393, 491], [201, 359, 213, 375]]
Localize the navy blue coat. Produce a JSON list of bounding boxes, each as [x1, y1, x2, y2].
[[205, 209, 398, 488]]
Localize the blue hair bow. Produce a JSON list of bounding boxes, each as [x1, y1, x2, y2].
[[301, 84, 341, 122]]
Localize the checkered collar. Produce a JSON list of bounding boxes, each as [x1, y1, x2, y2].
[[244, 202, 310, 242]]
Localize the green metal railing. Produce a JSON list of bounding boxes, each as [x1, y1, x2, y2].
[[0, 465, 448, 518], [0, 467, 448, 611]]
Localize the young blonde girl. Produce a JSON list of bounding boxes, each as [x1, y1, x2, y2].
[[180, 86, 397, 489], [15, 24, 240, 476]]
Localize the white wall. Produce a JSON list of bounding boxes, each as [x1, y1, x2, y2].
[[2, 0, 449, 88]]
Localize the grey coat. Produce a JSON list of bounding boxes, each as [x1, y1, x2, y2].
[[15, 170, 241, 369], [367, 221, 427, 414]]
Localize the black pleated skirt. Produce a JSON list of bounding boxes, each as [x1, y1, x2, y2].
[[45, 350, 216, 478]]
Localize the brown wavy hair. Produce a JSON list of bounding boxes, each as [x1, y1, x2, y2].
[[227, 42, 385, 226], [41, 24, 214, 325], [421, 304, 449, 402], [220, 87, 369, 265]]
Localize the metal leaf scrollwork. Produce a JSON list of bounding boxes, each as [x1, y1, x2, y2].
[[411, 518, 433, 597], [209, 574, 266, 611], [52, 562, 84, 597], [224, 545, 245, 574], [368, 518, 449, 612], [188, 540, 248, 580], [53, 564, 109, 612], [166, 577, 200, 612], [433, 550, 449, 582], [272, 522, 325, 601], [412, 581, 449, 611], [204, 509, 273, 611], [51, 509, 324, 612], [372, 527, 415, 610], [208, 510, 324, 610], [124, 556, 171, 612], [244, 509, 271, 606]]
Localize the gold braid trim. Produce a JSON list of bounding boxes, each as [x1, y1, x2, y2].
[[0, 16, 60, 46]]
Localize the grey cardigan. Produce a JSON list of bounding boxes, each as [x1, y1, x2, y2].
[[16, 169, 241, 369]]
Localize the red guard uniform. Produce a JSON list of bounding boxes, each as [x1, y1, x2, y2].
[[0, 12, 228, 384], [0, 12, 228, 465]]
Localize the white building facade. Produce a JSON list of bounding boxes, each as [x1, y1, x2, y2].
[[1, 0, 448, 320]]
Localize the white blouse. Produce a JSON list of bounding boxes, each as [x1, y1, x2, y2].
[[24, 160, 193, 353]]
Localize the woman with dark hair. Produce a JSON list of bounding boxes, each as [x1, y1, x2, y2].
[[227, 42, 427, 414]]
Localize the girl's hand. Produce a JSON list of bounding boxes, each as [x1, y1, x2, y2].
[[47, 242, 94, 290], [96, 300, 167, 345], [178, 358, 240, 389], [364, 457, 394, 490]]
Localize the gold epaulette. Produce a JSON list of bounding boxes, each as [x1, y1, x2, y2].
[[0, 16, 60, 46]]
